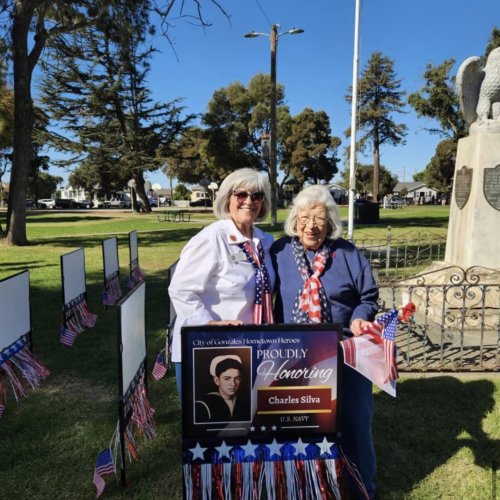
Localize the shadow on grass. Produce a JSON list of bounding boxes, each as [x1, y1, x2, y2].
[[28, 227, 202, 249], [0, 260, 57, 273], [26, 214, 116, 224], [374, 376, 499, 497], [359, 213, 449, 229]]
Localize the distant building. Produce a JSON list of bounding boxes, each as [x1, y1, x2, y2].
[[393, 182, 439, 204], [190, 185, 210, 203], [58, 184, 89, 202], [324, 183, 348, 205]]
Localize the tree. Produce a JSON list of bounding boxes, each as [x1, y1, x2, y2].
[[484, 26, 500, 60], [173, 183, 191, 200], [0, 0, 228, 244], [201, 74, 290, 181], [422, 138, 457, 191], [408, 27, 500, 195], [164, 126, 219, 184], [281, 107, 340, 187], [408, 59, 465, 139], [39, 1, 195, 212], [29, 171, 62, 199], [341, 163, 397, 199], [345, 52, 407, 202]]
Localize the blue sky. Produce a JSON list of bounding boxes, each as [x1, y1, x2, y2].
[[51, 0, 499, 188]]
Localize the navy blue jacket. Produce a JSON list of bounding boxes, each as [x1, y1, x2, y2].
[[271, 236, 379, 326]]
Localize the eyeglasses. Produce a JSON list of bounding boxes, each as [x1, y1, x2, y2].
[[232, 190, 265, 202], [297, 215, 327, 226]]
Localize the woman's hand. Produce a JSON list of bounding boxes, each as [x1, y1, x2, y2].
[[207, 320, 244, 326], [350, 318, 371, 336]]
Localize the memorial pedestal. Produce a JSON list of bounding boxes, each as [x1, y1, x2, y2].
[[445, 132, 500, 269]]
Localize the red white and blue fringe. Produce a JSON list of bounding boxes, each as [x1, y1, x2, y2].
[[102, 272, 123, 307], [127, 259, 145, 289], [0, 334, 50, 417], [183, 438, 368, 499], [93, 374, 156, 497], [60, 293, 98, 347]]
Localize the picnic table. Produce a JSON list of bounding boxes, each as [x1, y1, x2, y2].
[[158, 210, 191, 223]]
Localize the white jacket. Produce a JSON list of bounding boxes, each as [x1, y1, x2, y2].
[[168, 219, 275, 362]]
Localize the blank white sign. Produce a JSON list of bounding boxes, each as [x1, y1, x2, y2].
[[0, 271, 30, 350], [119, 281, 146, 395], [103, 237, 119, 279], [61, 248, 86, 304]]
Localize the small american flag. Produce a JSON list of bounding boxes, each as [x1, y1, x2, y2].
[[93, 448, 116, 498], [60, 325, 78, 347], [102, 291, 117, 307], [152, 352, 167, 381], [381, 309, 399, 382], [362, 308, 399, 383]]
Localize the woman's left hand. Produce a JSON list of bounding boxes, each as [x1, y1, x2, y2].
[[350, 318, 371, 336]]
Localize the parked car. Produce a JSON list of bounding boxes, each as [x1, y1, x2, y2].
[[389, 196, 406, 208], [37, 198, 56, 209], [104, 197, 130, 208], [26, 199, 35, 209], [189, 199, 212, 207], [55, 198, 76, 209], [74, 199, 93, 209]]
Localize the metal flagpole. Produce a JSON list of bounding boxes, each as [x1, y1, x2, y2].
[[347, 0, 361, 241]]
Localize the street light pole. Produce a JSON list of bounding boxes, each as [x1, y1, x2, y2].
[[244, 25, 304, 227], [269, 24, 278, 226]]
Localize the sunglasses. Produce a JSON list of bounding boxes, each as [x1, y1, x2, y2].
[[232, 190, 265, 202]]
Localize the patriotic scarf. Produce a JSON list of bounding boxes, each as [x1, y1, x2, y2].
[[291, 237, 332, 324], [239, 241, 274, 324]]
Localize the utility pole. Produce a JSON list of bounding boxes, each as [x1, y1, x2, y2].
[[269, 24, 278, 226]]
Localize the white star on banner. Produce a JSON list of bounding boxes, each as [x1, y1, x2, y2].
[[216, 440, 232, 459], [250, 426, 255, 432], [271, 425, 277, 431], [189, 442, 207, 461], [293, 438, 309, 457], [266, 439, 282, 459], [260, 425, 267, 431], [318, 437, 334, 456], [241, 439, 259, 459]]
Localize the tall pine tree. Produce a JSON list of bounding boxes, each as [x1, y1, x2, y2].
[[39, 0, 193, 211], [346, 52, 407, 201]]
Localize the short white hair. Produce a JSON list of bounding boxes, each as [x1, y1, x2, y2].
[[213, 168, 271, 221], [284, 184, 343, 240]]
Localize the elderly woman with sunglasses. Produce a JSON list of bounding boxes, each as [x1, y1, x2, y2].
[[169, 168, 274, 395], [271, 184, 379, 499]]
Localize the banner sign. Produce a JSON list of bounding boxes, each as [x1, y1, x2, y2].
[[181, 324, 343, 498], [182, 324, 341, 443]]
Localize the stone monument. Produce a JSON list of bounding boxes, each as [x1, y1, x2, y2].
[[401, 49, 500, 336], [445, 47, 500, 269]]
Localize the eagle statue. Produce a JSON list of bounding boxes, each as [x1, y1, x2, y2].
[[457, 47, 500, 126]]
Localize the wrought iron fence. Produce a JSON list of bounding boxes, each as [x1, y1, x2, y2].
[[352, 227, 447, 284], [378, 265, 500, 372]]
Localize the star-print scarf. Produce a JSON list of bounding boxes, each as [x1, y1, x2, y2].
[[239, 241, 274, 324], [291, 237, 332, 324]]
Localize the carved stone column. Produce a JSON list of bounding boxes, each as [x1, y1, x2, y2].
[[445, 132, 500, 269]]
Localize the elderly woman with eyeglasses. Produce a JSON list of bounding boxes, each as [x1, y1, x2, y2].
[[271, 184, 379, 499], [169, 168, 274, 395]]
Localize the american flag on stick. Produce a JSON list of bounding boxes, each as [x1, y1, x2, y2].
[[93, 447, 116, 498], [362, 308, 399, 383], [152, 351, 167, 381], [341, 308, 399, 397]]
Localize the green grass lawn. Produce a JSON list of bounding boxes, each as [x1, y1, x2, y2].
[[0, 206, 498, 498]]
